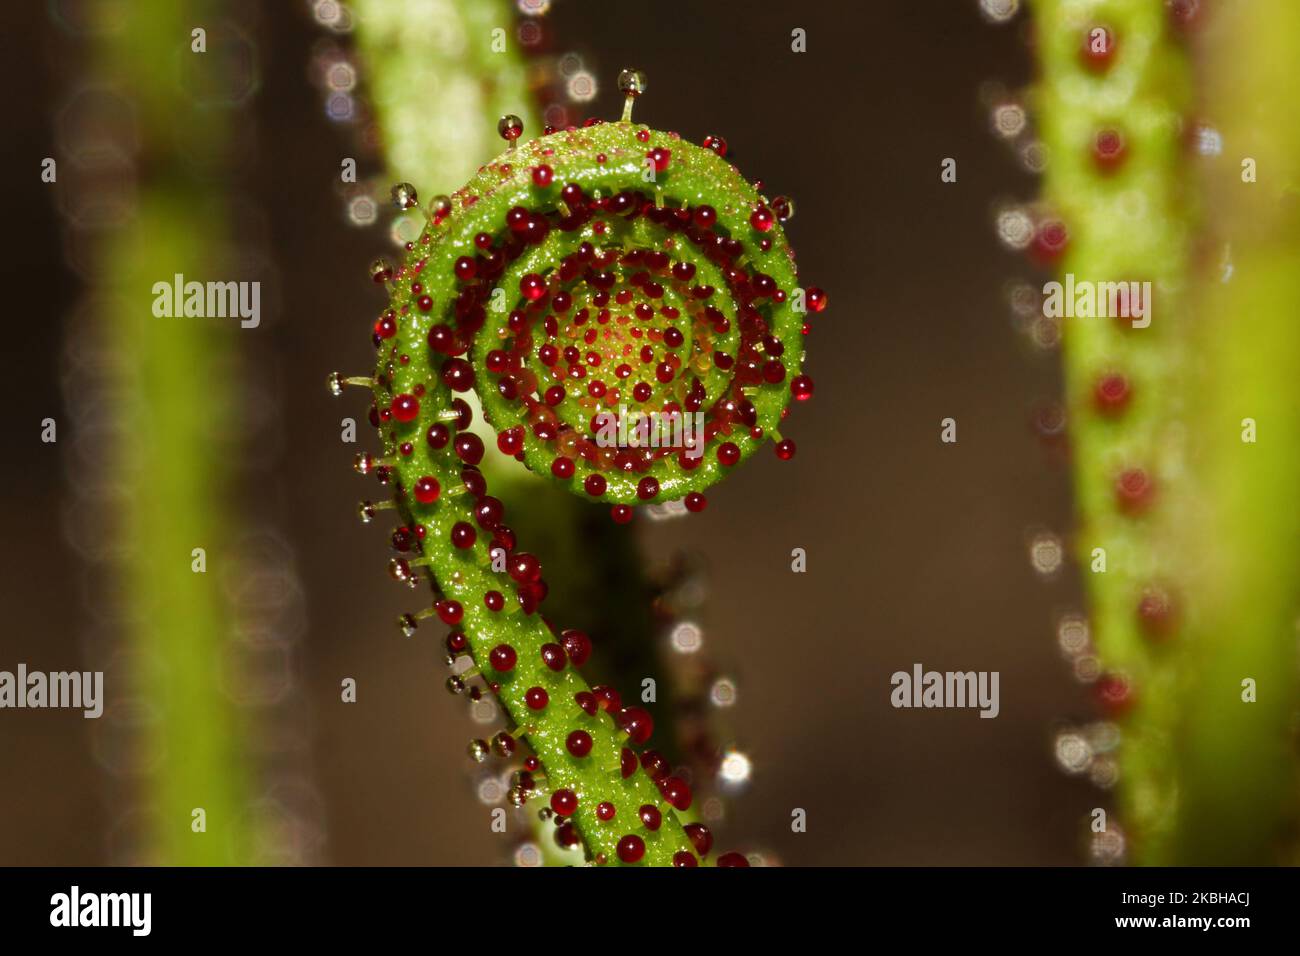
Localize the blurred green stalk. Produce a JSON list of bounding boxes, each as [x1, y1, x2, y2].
[[1167, 0, 1300, 864], [90, 0, 258, 864], [1032, 0, 1300, 863]]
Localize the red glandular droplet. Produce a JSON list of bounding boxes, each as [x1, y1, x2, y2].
[[790, 375, 815, 401], [684, 823, 713, 857], [1094, 373, 1131, 414], [498, 426, 525, 456], [554, 821, 579, 848], [413, 476, 440, 503], [428, 323, 456, 354], [616, 834, 645, 863], [475, 496, 504, 530], [551, 789, 578, 816], [1093, 672, 1135, 716], [1137, 585, 1178, 638], [391, 394, 420, 422], [561, 629, 591, 666], [658, 775, 692, 811], [454, 432, 484, 464], [640, 750, 670, 780], [1115, 467, 1155, 513], [646, 147, 670, 173], [426, 423, 450, 449], [1093, 127, 1127, 172], [560, 183, 584, 208], [541, 643, 566, 672], [566, 729, 593, 758], [489, 644, 517, 672], [461, 465, 486, 496], [442, 358, 475, 392], [1031, 219, 1070, 263], [617, 706, 654, 745], [509, 553, 541, 584], [525, 687, 548, 710], [593, 685, 622, 712], [520, 273, 547, 301]]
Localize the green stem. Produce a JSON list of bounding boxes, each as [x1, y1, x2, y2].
[[354, 0, 539, 193], [82, 0, 262, 863], [1166, 0, 1300, 864], [1029, 0, 1300, 863]]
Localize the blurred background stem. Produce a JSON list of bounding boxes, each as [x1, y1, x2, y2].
[[1031, 0, 1300, 863], [1167, 0, 1300, 864], [74, 0, 259, 863]]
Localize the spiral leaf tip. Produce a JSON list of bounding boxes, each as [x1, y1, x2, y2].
[[335, 80, 824, 866]]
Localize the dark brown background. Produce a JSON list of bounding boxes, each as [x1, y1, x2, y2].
[[2, 0, 1094, 865]]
